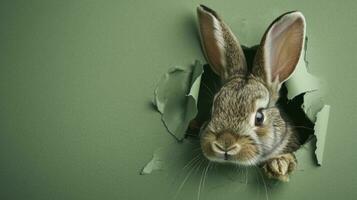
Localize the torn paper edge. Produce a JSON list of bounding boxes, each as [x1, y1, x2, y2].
[[285, 36, 331, 165], [152, 60, 204, 141], [153, 66, 187, 114], [314, 105, 330, 165], [285, 36, 319, 100], [141, 149, 164, 175]]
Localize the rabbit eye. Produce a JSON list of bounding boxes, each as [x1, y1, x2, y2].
[[255, 109, 264, 126]]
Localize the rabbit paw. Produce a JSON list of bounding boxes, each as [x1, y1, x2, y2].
[[262, 153, 296, 182]]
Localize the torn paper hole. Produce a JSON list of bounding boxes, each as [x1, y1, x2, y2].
[[145, 37, 330, 175]]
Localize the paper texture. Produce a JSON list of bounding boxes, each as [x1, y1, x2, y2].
[[153, 60, 204, 140]]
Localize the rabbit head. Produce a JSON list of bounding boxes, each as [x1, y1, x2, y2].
[[197, 5, 305, 166]]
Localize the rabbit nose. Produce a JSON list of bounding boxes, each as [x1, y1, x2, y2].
[[218, 132, 235, 145], [211, 132, 241, 157], [212, 142, 241, 156]]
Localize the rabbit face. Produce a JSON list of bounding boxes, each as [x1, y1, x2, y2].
[[200, 76, 286, 165]]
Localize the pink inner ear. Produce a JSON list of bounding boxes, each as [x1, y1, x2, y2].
[[266, 13, 305, 83]]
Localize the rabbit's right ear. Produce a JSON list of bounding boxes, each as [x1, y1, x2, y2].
[[197, 5, 247, 80]]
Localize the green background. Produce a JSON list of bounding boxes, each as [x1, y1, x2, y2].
[[1, 0, 356, 199]]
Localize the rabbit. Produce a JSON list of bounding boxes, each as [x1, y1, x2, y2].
[[197, 5, 306, 182]]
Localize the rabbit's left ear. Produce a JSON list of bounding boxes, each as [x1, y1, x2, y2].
[[253, 11, 306, 84]]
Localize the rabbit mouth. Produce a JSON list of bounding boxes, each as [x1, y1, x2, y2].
[[204, 152, 261, 166]]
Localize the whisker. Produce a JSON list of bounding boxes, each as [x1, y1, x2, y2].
[[174, 158, 202, 200], [202, 162, 210, 191], [253, 166, 262, 198], [245, 167, 248, 185], [236, 165, 244, 183], [255, 165, 269, 200], [182, 153, 202, 171], [197, 160, 209, 200]]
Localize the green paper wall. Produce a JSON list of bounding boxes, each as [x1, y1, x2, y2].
[[0, 0, 356, 199]]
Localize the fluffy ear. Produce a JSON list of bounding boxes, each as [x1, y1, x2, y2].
[[197, 5, 247, 80], [253, 11, 306, 84]]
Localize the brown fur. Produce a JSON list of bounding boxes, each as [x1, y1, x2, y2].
[[197, 5, 305, 180], [198, 5, 247, 80]]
